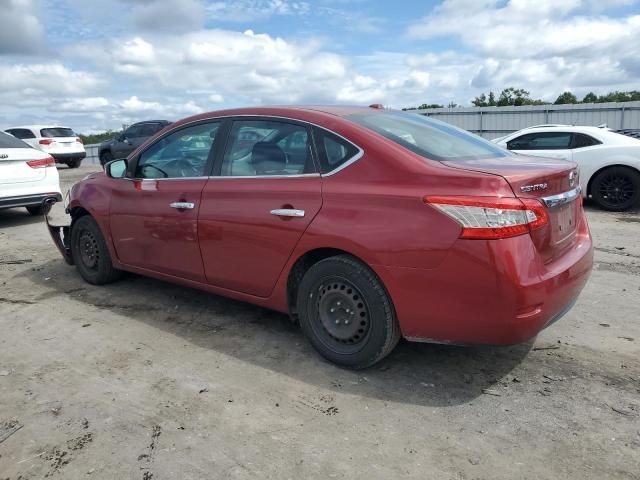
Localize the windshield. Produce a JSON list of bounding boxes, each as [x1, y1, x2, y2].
[[0, 131, 31, 149], [348, 111, 509, 161], [40, 127, 77, 138]]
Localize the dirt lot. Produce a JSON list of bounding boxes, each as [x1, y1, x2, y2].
[[1, 164, 639, 480]]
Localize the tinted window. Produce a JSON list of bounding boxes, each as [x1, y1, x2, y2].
[[314, 128, 360, 174], [40, 127, 76, 138], [138, 123, 161, 137], [348, 111, 508, 161], [124, 125, 142, 138], [221, 120, 313, 176], [0, 131, 31, 149], [507, 132, 572, 150], [572, 133, 601, 149], [135, 122, 221, 179], [6, 128, 35, 139]]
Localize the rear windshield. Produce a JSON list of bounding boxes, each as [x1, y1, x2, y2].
[[348, 111, 509, 161], [40, 127, 77, 138], [0, 131, 31, 149]]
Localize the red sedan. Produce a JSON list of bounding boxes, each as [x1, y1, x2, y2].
[[47, 106, 593, 368]]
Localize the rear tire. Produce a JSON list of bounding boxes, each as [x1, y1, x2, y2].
[[67, 159, 82, 168], [591, 166, 640, 211], [99, 151, 113, 166], [70, 215, 122, 285], [296, 255, 400, 369]]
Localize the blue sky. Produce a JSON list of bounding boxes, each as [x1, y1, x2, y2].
[[1, 0, 639, 132]]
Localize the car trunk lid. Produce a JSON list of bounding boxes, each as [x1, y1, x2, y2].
[[0, 149, 47, 183], [443, 154, 581, 263]]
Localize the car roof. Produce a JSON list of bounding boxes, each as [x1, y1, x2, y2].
[[169, 105, 386, 130], [6, 125, 73, 131], [131, 120, 171, 125]]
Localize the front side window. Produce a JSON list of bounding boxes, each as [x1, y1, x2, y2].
[[507, 132, 572, 150], [221, 120, 314, 176], [124, 125, 142, 138], [138, 123, 161, 137], [40, 127, 76, 138], [348, 111, 509, 162], [135, 121, 220, 179]]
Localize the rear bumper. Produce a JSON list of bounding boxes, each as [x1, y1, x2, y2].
[[45, 202, 74, 265], [376, 211, 594, 345], [0, 192, 62, 209], [51, 152, 86, 161]]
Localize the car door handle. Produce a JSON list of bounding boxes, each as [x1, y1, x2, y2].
[[270, 208, 305, 217], [170, 202, 195, 209]]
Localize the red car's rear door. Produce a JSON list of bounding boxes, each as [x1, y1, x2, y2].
[[198, 118, 322, 297], [109, 120, 223, 282]]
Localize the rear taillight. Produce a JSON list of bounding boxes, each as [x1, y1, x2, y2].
[[424, 196, 549, 239], [39, 138, 55, 145], [76, 137, 83, 144], [27, 156, 55, 168]]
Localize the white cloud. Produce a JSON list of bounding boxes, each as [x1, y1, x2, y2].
[[0, 0, 44, 54], [130, 0, 206, 33], [405, 0, 640, 101], [206, 0, 310, 22]]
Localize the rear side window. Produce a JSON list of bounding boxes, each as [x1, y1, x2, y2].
[[313, 128, 360, 173], [507, 132, 572, 150], [571, 133, 601, 149], [221, 119, 314, 176], [0, 131, 31, 148], [348, 111, 508, 162], [6, 128, 35, 139], [41, 127, 76, 138]]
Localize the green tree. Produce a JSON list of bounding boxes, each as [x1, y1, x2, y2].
[[554, 91, 578, 104], [488, 91, 496, 106], [582, 92, 597, 103], [497, 87, 531, 106], [472, 93, 487, 107]]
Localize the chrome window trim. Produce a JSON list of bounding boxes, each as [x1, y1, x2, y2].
[[121, 173, 321, 181], [541, 186, 582, 208], [207, 173, 321, 180], [137, 114, 365, 179]]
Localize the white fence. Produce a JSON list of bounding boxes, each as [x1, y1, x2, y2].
[[84, 144, 100, 164], [414, 101, 640, 139]]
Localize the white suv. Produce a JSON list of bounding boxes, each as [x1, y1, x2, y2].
[[5, 125, 86, 168], [0, 131, 62, 215]]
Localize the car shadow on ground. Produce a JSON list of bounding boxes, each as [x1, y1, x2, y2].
[[20, 259, 533, 408], [0, 208, 46, 228]]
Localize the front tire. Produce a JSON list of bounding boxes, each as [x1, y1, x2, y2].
[[296, 255, 400, 369], [70, 215, 122, 285], [591, 166, 640, 211]]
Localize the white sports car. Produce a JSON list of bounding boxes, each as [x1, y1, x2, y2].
[[493, 125, 640, 211], [0, 131, 62, 216]]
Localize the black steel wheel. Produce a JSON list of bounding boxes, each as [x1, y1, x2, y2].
[[296, 255, 400, 369], [591, 166, 640, 211], [70, 215, 122, 285]]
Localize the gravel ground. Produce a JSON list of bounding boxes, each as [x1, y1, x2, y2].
[[1, 164, 639, 480]]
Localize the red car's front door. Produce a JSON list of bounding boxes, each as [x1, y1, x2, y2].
[[198, 118, 322, 297], [109, 121, 223, 282]]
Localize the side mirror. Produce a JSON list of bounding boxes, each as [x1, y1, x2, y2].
[[117, 133, 126, 142], [105, 158, 128, 178]]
